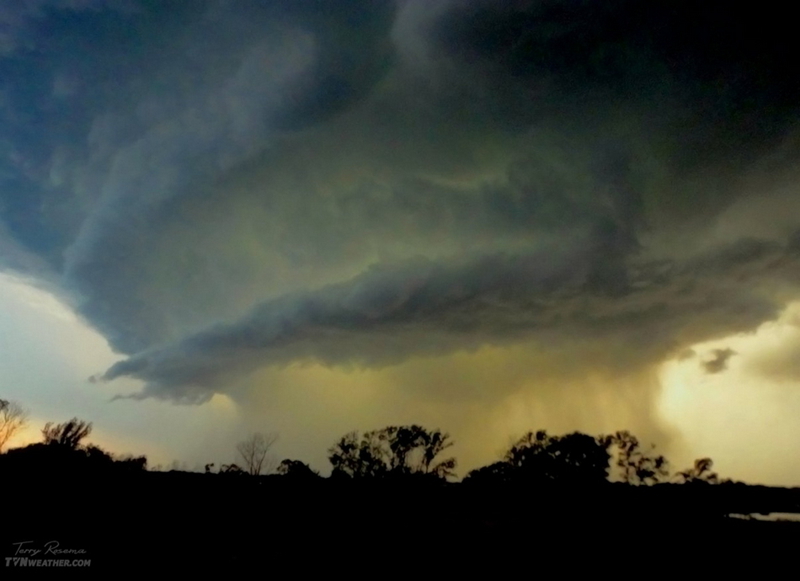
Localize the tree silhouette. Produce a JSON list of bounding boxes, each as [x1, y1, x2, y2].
[[41, 417, 92, 449], [465, 430, 611, 485], [463, 460, 515, 484], [328, 425, 456, 479], [504, 430, 611, 485], [0, 399, 28, 452], [601, 430, 670, 485], [236, 432, 278, 476]]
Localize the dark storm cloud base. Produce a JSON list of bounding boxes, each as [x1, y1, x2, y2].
[[2, 0, 800, 401]]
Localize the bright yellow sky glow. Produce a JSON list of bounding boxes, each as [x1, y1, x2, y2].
[[0, 274, 243, 469], [658, 301, 800, 485], [4, 271, 800, 484]]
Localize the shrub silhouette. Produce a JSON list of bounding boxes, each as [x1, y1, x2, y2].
[[277, 459, 320, 479]]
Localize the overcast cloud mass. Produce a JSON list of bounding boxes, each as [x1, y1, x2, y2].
[[3, 1, 800, 477]]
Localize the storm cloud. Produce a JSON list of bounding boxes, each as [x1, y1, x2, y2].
[[3, 0, 800, 405]]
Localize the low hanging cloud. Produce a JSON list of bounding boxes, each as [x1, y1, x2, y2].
[[2, 0, 800, 405], [701, 348, 738, 374], [99, 235, 800, 402]]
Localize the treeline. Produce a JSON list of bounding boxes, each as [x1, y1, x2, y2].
[[1, 398, 719, 486], [322, 425, 721, 486], [0, 416, 146, 476], [2, 399, 799, 573]]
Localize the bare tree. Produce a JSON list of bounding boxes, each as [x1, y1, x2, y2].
[[236, 432, 279, 476], [0, 399, 29, 452]]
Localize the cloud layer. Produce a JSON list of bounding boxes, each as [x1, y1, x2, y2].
[[3, 0, 800, 405]]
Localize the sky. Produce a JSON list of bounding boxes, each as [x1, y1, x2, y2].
[[2, 0, 800, 483]]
